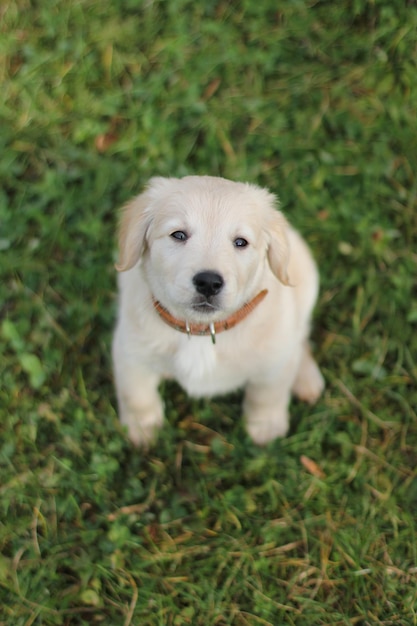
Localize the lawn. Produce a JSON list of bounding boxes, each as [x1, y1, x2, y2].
[[1, 1, 417, 624]]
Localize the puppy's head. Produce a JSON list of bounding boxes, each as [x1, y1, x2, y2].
[[116, 176, 290, 323]]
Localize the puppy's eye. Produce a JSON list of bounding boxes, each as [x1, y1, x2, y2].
[[234, 237, 249, 248], [170, 230, 188, 242]]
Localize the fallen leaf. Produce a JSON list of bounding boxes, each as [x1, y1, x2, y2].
[[95, 131, 118, 153], [300, 455, 326, 479]]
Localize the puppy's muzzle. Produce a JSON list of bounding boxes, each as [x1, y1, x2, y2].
[[192, 271, 224, 298]]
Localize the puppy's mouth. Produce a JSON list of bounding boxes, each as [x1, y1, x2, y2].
[[191, 297, 221, 315]]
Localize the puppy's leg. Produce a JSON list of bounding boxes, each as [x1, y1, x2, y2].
[[292, 341, 324, 404], [243, 380, 292, 445], [113, 341, 164, 447], [243, 352, 303, 446], [116, 369, 164, 447]]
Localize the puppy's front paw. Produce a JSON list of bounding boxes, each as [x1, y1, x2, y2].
[[292, 354, 324, 405], [245, 407, 289, 446], [120, 402, 164, 448]]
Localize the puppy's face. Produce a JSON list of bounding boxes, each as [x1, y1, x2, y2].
[[117, 176, 290, 323]]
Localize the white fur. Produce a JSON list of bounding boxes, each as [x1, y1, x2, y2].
[[112, 176, 324, 447]]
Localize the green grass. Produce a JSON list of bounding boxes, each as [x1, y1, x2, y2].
[[1, 0, 417, 624]]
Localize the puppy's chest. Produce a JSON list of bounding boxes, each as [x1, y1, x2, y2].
[[169, 336, 249, 397]]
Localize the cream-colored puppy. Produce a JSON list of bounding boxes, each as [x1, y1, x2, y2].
[[113, 176, 324, 447]]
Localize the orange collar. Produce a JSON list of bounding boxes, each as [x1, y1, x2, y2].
[[153, 289, 268, 344]]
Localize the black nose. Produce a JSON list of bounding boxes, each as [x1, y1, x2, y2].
[[193, 271, 224, 298]]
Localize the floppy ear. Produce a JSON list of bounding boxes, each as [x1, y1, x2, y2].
[[115, 191, 152, 272], [266, 210, 291, 285]]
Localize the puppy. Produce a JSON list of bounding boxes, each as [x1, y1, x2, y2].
[[112, 176, 324, 447]]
